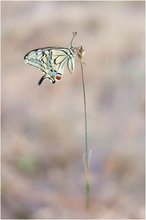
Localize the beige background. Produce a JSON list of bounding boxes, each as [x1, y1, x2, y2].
[[2, 1, 145, 219]]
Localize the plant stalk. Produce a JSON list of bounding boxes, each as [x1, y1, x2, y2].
[[80, 62, 90, 208]]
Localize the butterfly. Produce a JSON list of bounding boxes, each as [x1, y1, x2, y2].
[[24, 32, 84, 85]]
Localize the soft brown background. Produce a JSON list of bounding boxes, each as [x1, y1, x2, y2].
[[2, 1, 145, 219]]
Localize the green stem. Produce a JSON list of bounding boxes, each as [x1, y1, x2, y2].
[[85, 172, 90, 208], [80, 62, 90, 208]]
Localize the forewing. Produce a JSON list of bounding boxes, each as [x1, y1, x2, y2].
[[67, 56, 75, 73], [24, 49, 46, 73], [24, 48, 68, 73]]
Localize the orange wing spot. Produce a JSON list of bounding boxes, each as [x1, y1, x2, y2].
[[56, 74, 62, 80]]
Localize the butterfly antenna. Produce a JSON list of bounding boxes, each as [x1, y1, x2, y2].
[[70, 32, 77, 46]]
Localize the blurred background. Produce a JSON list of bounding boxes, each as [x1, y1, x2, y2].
[[1, 1, 145, 219]]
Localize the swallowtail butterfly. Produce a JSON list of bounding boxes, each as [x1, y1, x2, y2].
[[24, 32, 83, 85]]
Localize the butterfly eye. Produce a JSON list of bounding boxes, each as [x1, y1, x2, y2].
[[56, 74, 62, 80]]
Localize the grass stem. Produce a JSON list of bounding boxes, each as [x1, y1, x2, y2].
[[80, 62, 90, 209]]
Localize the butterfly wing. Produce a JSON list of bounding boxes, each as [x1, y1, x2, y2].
[[24, 47, 75, 83], [24, 47, 76, 84], [67, 56, 75, 73], [46, 49, 69, 83]]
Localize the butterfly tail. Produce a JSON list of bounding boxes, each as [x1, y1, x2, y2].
[[38, 75, 45, 86]]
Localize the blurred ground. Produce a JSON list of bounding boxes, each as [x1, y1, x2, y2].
[[1, 1, 145, 219]]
